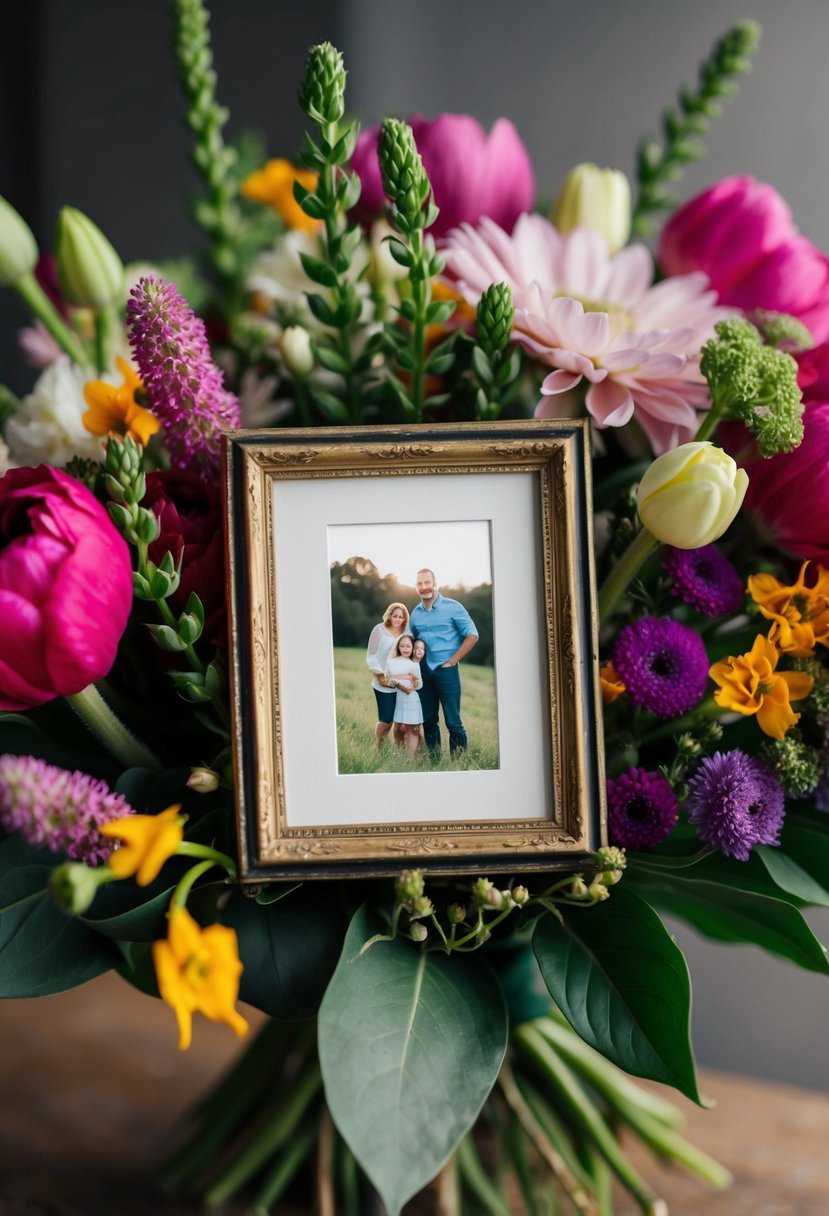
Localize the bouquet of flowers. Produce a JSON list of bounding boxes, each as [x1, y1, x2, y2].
[[3, 5, 829, 1213]]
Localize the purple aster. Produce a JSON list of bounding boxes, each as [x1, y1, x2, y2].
[[663, 545, 744, 617], [126, 275, 240, 481], [0, 755, 133, 865], [613, 616, 709, 718], [607, 767, 678, 849], [685, 749, 785, 861]]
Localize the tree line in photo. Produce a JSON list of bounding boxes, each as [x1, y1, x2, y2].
[[330, 557, 494, 665]]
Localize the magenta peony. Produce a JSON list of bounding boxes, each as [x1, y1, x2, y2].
[[659, 176, 829, 344], [143, 470, 226, 647], [351, 113, 535, 240], [737, 401, 829, 561], [0, 466, 133, 710]]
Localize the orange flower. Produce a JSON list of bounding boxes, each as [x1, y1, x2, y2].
[[241, 158, 320, 233], [709, 635, 813, 739], [100, 804, 185, 886], [83, 356, 160, 446], [747, 561, 829, 657], [600, 662, 626, 705], [153, 905, 249, 1050]]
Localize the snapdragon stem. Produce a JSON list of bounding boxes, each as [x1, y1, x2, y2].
[[177, 840, 237, 878], [15, 272, 89, 366], [66, 683, 161, 769], [171, 859, 215, 910], [598, 526, 660, 625]]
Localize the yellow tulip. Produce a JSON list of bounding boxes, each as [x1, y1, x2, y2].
[[552, 163, 631, 254], [636, 441, 748, 549]]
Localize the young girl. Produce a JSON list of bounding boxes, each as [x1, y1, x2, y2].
[[385, 634, 423, 758]]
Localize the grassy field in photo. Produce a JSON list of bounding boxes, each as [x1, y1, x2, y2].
[[333, 647, 499, 774]]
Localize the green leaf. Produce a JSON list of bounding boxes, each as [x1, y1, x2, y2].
[[0, 837, 119, 996], [425, 351, 455, 375], [634, 872, 829, 973], [755, 844, 829, 909], [315, 344, 350, 376], [318, 906, 508, 1216], [220, 887, 347, 1019], [533, 885, 700, 1102], [299, 252, 338, 288], [471, 345, 494, 384], [306, 292, 338, 327]]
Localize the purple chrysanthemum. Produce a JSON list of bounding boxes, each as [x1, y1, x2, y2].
[[126, 275, 240, 480], [663, 545, 744, 617], [613, 616, 709, 718], [607, 767, 678, 849], [0, 755, 133, 865], [686, 749, 785, 861]]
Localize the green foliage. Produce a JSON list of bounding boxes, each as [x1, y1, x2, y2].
[[633, 20, 762, 233], [219, 886, 349, 1019], [318, 905, 508, 1216], [0, 836, 119, 996], [533, 885, 701, 1103]]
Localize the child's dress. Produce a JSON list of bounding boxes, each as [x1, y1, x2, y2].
[[385, 657, 423, 724]]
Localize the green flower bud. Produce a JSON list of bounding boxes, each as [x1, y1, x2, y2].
[[569, 875, 589, 898], [763, 733, 821, 797], [0, 194, 38, 287], [447, 902, 467, 924], [409, 922, 428, 943], [476, 282, 514, 357], [279, 325, 314, 377], [587, 878, 611, 901], [298, 42, 346, 125], [378, 119, 430, 233], [55, 206, 125, 310], [511, 885, 530, 906], [595, 846, 627, 873], [552, 163, 631, 254], [395, 868, 425, 903], [50, 861, 112, 915], [187, 766, 221, 793], [472, 877, 494, 908], [410, 895, 434, 920]]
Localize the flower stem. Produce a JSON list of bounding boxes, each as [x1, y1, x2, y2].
[[93, 308, 111, 375], [15, 272, 89, 366], [170, 858, 217, 910], [66, 683, 161, 769], [177, 840, 237, 878], [598, 526, 661, 625]]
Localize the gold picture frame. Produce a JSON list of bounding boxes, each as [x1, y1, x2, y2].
[[224, 420, 605, 881]]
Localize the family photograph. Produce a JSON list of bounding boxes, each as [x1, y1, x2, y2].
[[328, 522, 498, 775]]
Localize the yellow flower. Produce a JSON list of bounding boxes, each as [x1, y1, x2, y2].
[[100, 804, 185, 886], [637, 442, 749, 549], [241, 158, 321, 233], [747, 561, 829, 657], [83, 356, 161, 446], [709, 635, 813, 739], [552, 162, 631, 254], [153, 906, 249, 1050], [600, 661, 626, 704]]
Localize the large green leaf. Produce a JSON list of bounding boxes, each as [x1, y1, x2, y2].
[[533, 885, 700, 1103], [755, 844, 829, 909], [220, 887, 348, 1019], [0, 837, 119, 995], [634, 872, 829, 974], [318, 906, 508, 1216]]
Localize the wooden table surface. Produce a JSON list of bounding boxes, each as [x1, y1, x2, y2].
[[1, 972, 827, 1215]]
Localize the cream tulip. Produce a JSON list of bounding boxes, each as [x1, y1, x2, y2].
[[552, 163, 631, 254], [636, 441, 749, 549]]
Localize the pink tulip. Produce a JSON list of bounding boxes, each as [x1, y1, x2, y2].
[[351, 114, 535, 240], [0, 465, 133, 710], [659, 176, 829, 343]]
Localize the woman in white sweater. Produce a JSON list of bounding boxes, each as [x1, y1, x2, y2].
[[365, 602, 409, 749]]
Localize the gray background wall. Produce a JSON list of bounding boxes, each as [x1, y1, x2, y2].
[[2, 0, 829, 1090]]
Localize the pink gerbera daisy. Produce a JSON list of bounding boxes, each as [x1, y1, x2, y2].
[[443, 214, 733, 453]]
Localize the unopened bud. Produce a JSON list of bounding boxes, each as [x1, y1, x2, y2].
[[409, 922, 428, 943], [410, 895, 434, 920], [569, 875, 589, 898], [50, 861, 112, 914], [395, 868, 425, 904], [587, 879, 611, 902], [447, 903, 467, 924], [552, 163, 631, 254], [511, 885, 530, 906], [56, 206, 125, 310], [0, 194, 38, 287], [378, 119, 430, 233], [279, 325, 314, 377], [472, 877, 494, 908], [298, 42, 346, 125], [476, 282, 514, 356], [187, 766, 220, 793]]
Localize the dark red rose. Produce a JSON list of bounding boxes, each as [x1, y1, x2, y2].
[[143, 471, 226, 647]]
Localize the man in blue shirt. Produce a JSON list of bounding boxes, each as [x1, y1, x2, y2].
[[409, 568, 478, 758]]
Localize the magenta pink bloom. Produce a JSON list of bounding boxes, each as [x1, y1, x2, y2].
[[351, 114, 535, 240], [659, 176, 829, 344], [0, 466, 133, 711], [126, 276, 240, 481], [444, 214, 730, 453], [736, 402, 829, 561]]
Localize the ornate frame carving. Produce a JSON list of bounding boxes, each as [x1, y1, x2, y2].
[[224, 421, 605, 880]]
